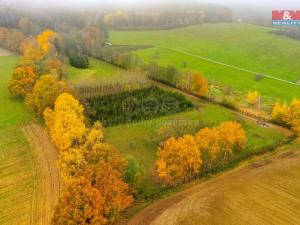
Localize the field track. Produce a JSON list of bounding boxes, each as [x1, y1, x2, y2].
[[22, 124, 63, 225], [129, 146, 300, 225], [160, 46, 300, 87]]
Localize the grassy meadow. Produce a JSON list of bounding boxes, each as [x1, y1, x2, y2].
[[110, 23, 300, 102], [0, 53, 38, 225], [68, 54, 290, 197], [105, 103, 288, 196], [67, 57, 122, 83]]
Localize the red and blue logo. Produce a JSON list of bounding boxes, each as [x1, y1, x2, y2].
[[272, 10, 300, 26]]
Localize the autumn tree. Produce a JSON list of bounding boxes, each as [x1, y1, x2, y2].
[[44, 93, 86, 152], [83, 161, 133, 223], [18, 17, 33, 36], [4, 30, 25, 53], [156, 135, 202, 186], [247, 90, 260, 108], [271, 101, 289, 124], [57, 122, 112, 184], [58, 147, 88, 184], [52, 177, 107, 225], [192, 71, 209, 96], [26, 74, 69, 115], [272, 99, 300, 135], [195, 121, 246, 172], [45, 58, 65, 78], [22, 29, 56, 74], [286, 99, 300, 134], [8, 65, 36, 97], [0, 27, 8, 44]]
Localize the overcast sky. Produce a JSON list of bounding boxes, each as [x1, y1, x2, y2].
[[1, 0, 300, 9]]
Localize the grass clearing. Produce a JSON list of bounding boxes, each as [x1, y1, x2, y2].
[[110, 23, 300, 102], [67, 57, 123, 83], [0, 56, 32, 128], [105, 103, 288, 196]]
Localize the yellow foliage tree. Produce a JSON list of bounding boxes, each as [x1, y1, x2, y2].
[[37, 29, 56, 55], [286, 99, 300, 134], [272, 99, 300, 135], [8, 65, 36, 97], [156, 135, 202, 186], [26, 74, 69, 115], [217, 121, 247, 153], [192, 71, 209, 96], [44, 93, 86, 152], [22, 29, 56, 74], [247, 90, 260, 107], [271, 101, 289, 124]]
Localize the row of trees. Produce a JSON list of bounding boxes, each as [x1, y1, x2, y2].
[[145, 62, 209, 97], [156, 121, 247, 186], [44, 93, 134, 224], [0, 27, 25, 53], [272, 99, 300, 135], [7, 29, 135, 224], [103, 4, 232, 30]]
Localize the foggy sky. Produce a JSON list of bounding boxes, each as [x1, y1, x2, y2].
[[1, 0, 300, 9]]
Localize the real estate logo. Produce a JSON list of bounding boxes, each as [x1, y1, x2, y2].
[[272, 10, 300, 26]]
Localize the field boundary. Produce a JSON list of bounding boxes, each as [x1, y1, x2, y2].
[[159, 46, 300, 87], [22, 123, 63, 225], [129, 145, 300, 225]]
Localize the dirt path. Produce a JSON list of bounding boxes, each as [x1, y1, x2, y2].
[[22, 123, 63, 225], [130, 146, 300, 225]]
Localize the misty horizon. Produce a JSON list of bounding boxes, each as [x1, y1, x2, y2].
[[1, 0, 300, 10]]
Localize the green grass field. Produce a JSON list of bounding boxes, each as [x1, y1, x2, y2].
[[105, 103, 288, 195], [110, 23, 300, 102], [0, 53, 38, 225], [67, 57, 122, 83], [0, 56, 32, 127]]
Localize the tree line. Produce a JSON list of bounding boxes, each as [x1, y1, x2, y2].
[[103, 3, 232, 30], [7, 29, 138, 225], [156, 121, 247, 186]]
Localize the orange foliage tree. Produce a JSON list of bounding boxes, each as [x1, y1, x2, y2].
[[52, 177, 107, 225], [192, 71, 209, 97], [83, 161, 133, 223], [8, 65, 36, 97], [156, 135, 202, 186]]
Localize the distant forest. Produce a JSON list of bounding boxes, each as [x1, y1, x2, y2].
[[0, 2, 232, 59]]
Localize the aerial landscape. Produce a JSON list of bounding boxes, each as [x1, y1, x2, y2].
[[0, 0, 299, 225]]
